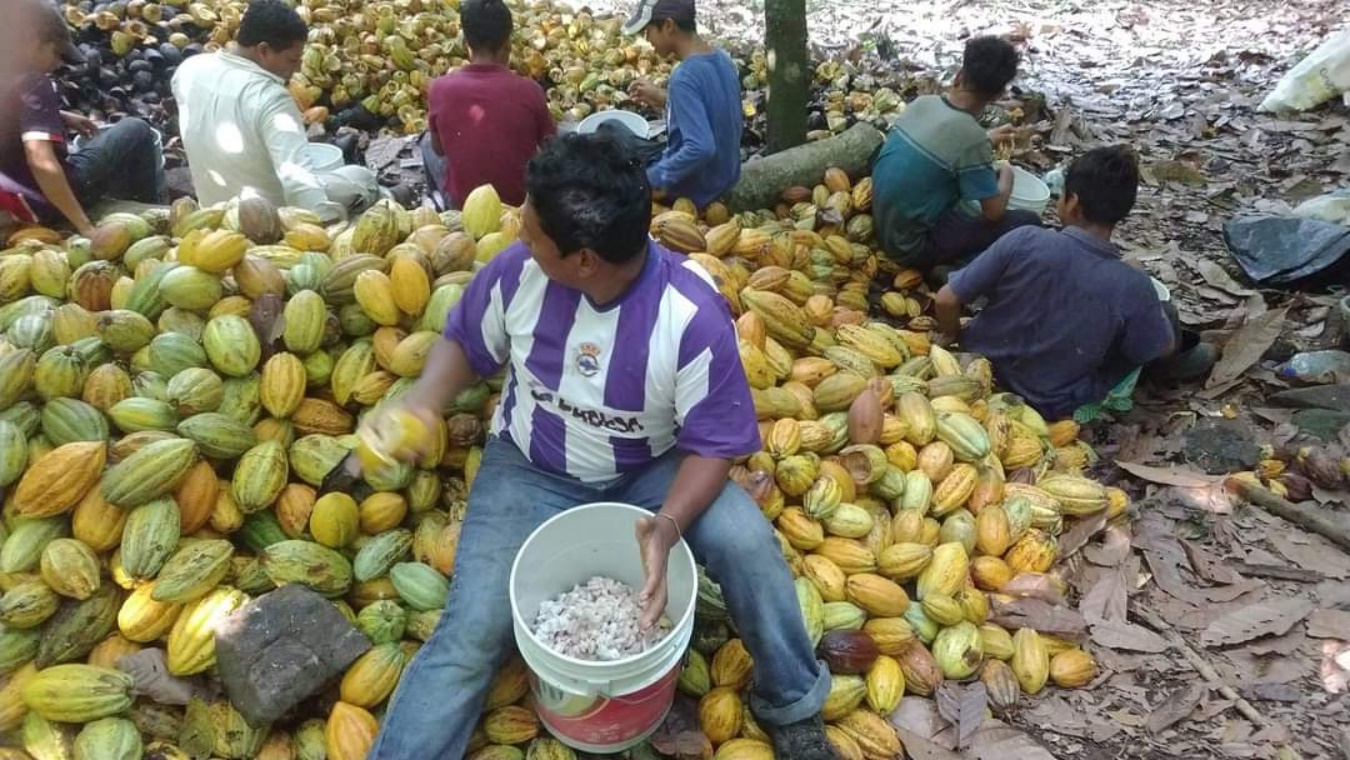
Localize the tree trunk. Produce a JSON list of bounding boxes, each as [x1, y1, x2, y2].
[[763, 0, 810, 154], [726, 122, 883, 212]]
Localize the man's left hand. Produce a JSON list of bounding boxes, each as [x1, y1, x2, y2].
[[635, 514, 679, 630], [61, 112, 99, 139]]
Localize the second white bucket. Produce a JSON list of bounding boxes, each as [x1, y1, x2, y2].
[[1008, 165, 1051, 214], [304, 142, 345, 173], [510, 502, 697, 754]]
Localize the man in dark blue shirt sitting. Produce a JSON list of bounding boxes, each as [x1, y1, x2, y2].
[[933, 146, 1216, 421], [623, 0, 742, 209]]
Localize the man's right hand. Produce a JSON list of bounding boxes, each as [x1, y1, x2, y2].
[[629, 80, 667, 110], [357, 401, 442, 466], [997, 163, 1015, 195]]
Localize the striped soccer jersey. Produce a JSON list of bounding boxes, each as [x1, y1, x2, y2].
[[442, 240, 761, 482]]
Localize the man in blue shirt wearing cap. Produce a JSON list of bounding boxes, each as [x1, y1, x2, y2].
[[624, 0, 742, 209]]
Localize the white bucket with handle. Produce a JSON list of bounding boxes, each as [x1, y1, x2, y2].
[[1008, 165, 1051, 214], [304, 143, 345, 173], [509, 502, 697, 754]]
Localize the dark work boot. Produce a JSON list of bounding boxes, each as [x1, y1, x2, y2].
[[764, 714, 839, 759], [1150, 330, 1219, 382]]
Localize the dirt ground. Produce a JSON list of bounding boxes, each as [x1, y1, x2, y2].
[[558, 0, 1350, 757]]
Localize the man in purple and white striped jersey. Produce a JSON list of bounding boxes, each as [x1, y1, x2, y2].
[[370, 133, 834, 759]]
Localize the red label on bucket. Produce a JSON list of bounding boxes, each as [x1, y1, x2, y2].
[[530, 663, 682, 752]]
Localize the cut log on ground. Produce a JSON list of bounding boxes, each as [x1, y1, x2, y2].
[[1227, 476, 1350, 552], [726, 122, 884, 212]]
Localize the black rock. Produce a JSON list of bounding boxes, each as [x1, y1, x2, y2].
[[128, 59, 153, 74], [1291, 409, 1350, 442], [132, 71, 155, 92], [1270, 385, 1350, 413], [158, 44, 182, 66], [214, 584, 370, 728], [1182, 417, 1261, 475]]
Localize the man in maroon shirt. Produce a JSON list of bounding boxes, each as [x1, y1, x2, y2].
[[423, 0, 555, 209]]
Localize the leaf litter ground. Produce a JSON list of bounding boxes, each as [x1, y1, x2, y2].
[[557, 0, 1350, 757]]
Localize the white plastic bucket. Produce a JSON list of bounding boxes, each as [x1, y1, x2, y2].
[[509, 502, 697, 754], [304, 143, 345, 173], [577, 110, 651, 139], [1151, 276, 1171, 303], [1008, 165, 1051, 214]]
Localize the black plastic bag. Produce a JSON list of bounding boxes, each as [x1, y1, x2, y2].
[[1223, 215, 1350, 286], [596, 120, 666, 166]]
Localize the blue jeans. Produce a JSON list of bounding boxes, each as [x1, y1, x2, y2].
[[908, 208, 1043, 270], [370, 437, 829, 759], [64, 118, 166, 209]]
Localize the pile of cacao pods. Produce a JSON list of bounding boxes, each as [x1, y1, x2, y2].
[[56, 0, 910, 141], [0, 164, 1122, 760]]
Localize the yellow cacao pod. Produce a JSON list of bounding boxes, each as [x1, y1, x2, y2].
[[1004, 529, 1058, 575], [814, 538, 877, 576], [862, 617, 915, 657], [845, 574, 909, 618], [980, 623, 1015, 661], [698, 687, 743, 746], [821, 674, 867, 722], [710, 639, 754, 691], [1011, 628, 1049, 695], [1049, 648, 1097, 688], [916, 542, 967, 600], [835, 708, 902, 760], [864, 655, 904, 716], [877, 542, 931, 582]]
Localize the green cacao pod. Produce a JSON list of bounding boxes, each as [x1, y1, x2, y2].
[[101, 437, 198, 507], [260, 540, 353, 598], [120, 498, 182, 579], [231, 440, 289, 513]]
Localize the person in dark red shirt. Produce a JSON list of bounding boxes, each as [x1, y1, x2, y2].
[[422, 0, 555, 210]]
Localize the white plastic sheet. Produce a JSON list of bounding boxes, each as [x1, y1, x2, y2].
[[1260, 28, 1350, 113]]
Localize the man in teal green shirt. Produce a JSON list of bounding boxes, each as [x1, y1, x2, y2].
[[873, 36, 1041, 270]]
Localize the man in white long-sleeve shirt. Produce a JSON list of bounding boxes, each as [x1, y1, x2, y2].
[[171, 0, 377, 221]]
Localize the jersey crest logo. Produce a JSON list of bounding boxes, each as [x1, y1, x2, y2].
[[575, 342, 603, 377]]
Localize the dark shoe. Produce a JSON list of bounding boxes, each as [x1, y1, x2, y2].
[[764, 714, 839, 760], [1151, 341, 1219, 381], [380, 183, 417, 208], [926, 264, 955, 288]]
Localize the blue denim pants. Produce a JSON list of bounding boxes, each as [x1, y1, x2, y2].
[[64, 118, 166, 209], [370, 437, 829, 759]]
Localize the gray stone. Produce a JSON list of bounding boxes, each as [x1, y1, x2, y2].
[[1271, 384, 1350, 413], [117, 648, 218, 706], [1182, 417, 1262, 474], [214, 584, 370, 727], [1292, 409, 1350, 442]]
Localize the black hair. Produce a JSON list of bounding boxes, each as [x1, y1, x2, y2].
[[525, 133, 652, 264], [1065, 146, 1139, 225], [662, 16, 697, 34], [462, 0, 513, 53], [238, 0, 308, 50], [961, 36, 1019, 97]]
